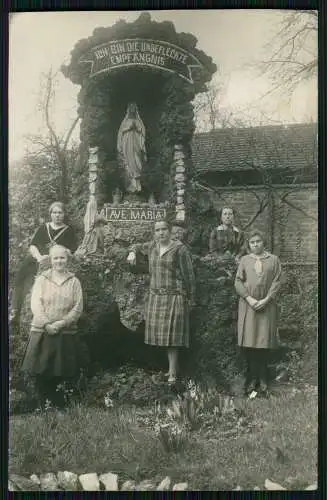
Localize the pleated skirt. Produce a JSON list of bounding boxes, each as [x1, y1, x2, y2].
[[145, 292, 190, 347]]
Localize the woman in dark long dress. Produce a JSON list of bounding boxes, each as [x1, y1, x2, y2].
[[235, 230, 282, 397], [10, 202, 78, 324], [21, 244, 87, 406], [127, 220, 196, 384]]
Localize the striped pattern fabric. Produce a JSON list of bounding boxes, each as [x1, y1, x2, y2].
[[30, 270, 83, 331], [133, 240, 195, 347]]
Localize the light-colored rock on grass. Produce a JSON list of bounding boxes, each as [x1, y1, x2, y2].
[[156, 476, 171, 490], [79, 473, 100, 491], [40, 472, 60, 490], [9, 474, 41, 491], [99, 472, 118, 491], [57, 471, 79, 490], [30, 474, 40, 485], [265, 479, 286, 491], [8, 480, 19, 491], [121, 480, 136, 490], [136, 479, 157, 490], [173, 482, 188, 490]]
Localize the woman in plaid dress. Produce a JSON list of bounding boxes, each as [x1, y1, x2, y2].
[[127, 220, 196, 384]]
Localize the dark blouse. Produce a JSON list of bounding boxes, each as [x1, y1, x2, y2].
[[30, 223, 78, 255], [209, 225, 245, 257]]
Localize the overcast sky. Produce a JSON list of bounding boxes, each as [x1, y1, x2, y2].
[[9, 10, 317, 161]]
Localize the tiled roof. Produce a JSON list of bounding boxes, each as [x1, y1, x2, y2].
[[191, 123, 318, 173]]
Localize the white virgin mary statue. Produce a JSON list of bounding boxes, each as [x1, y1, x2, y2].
[[117, 102, 147, 193]]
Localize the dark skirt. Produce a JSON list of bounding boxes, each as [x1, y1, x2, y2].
[[21, 328, 89, 378]]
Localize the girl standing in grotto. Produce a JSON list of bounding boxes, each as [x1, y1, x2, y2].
[[235, 229, 283, 397], [127, 219, 196, 385]]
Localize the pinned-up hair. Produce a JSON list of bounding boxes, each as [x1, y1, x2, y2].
[[49, 244, 72, 260], [154, 217, 172, 230], [219, 206, 236, 220], [49, 201, 65, 216]]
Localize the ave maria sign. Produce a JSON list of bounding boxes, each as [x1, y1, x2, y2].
[[103, 205, 167, 222], [79, 38, 203, 84]]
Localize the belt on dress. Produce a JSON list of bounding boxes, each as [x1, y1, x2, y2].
[[150, 288, 186, 296]]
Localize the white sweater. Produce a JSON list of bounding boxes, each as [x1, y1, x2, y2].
[[30, 269, 83, 332]]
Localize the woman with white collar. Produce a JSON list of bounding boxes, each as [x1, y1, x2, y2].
[[209, 206, 245, 263], [127, 219, 196, 385], [235, 230, 283, 397]]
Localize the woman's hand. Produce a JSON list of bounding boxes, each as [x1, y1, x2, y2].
[[246, 296, 258, 309], [38, 255, 51, 272], [45, 323, 59, 335], [253, 297, 269, 311], [127, 251, 136, 265], [38, 255, 49, 264], [45, 321, 65, 334]]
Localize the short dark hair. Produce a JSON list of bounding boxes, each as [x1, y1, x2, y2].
[[218, 206, 236, 221], [154, 218, 172, 230], [246, 229, 267, 250]]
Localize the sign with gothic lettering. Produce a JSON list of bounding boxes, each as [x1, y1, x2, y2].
[[103, 205, 167, 222], [79, 38, 203, 84]]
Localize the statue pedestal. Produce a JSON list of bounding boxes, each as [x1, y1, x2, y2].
[[123, 193, 145, 204]]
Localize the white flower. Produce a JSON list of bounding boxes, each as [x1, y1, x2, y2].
[[44, 399, 52, 411], [190, 389, 197, 399], [213, 406, 220, 416], [104, 395, 114, 408], [166, 408, 173, 418]]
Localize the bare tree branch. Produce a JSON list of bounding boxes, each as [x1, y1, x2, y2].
[[251, 11, 317, 96], [24, 67, 80, 204]]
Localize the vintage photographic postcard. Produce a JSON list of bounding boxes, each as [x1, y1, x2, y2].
[[8, 9, 318, 492]]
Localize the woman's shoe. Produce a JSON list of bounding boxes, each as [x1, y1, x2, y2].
[[244, 379, 256, 396], [168, 375, 176, 385]]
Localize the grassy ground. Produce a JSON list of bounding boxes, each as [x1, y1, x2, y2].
[[9, 382, 317, 491]]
